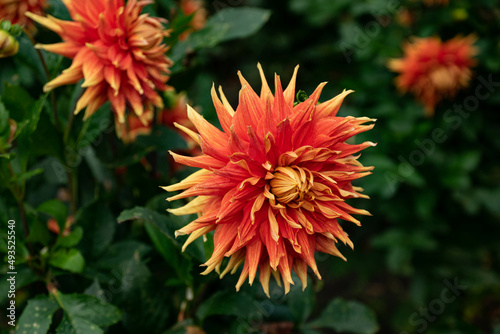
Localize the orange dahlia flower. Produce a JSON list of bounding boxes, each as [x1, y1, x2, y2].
[[26, 0, 172, 124], [0, 0, 47, 33], [163, 65, 375, 296], [388, 35, 477, 116]]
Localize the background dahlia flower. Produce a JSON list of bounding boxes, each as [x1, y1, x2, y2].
[[178, 0, 207, 40], [26, 0, 172, 125], [115, 91, 200, 149], [422, 0, 449, 6], [0, 0, 47, 33], [388, 35, 477, 116], [164, 65, 375, 296]]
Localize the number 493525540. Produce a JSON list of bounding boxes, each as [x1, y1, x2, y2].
[[7, 220, 15, 270]]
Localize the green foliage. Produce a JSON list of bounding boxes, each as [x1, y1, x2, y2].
[[195, 290, 259, 323], [49, 248, 85, 273], [170, 7, 271, 72], [306, 298, 379, 334], [15, 297, 59, 334], [118, 206, 205, 263]]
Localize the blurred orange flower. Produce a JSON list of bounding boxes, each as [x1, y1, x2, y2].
[[158, 92, 200, 153], [179, 0, 206, 40], [164, 65, 375, 296], [388, 35, 478, 116], [26, 0, 172, 124], [0, 0, 47, 33], [423, 0, 449, 6], [115, 109, 154, 144], [47, 216, 74, 236], [116, 91, 200, 149]]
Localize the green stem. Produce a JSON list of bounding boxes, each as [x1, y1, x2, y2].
[[16, 199, 29, 241], [63, 110, 75, 144], [66, 170, 78, 215], [27, 34, 60, 129]]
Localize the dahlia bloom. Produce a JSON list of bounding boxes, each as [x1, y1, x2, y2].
[[26, 0, 172, 124], [0, 0, 47, 33], [163, 65, 375, 296], [388, 35, 477, 116]]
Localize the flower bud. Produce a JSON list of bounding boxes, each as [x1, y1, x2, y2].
[[0, 30, 19, 58], [8, 119, 17, 144]]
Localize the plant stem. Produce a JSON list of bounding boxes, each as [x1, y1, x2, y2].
[[63, 110, 76, 145], [27, 34, 60, 129], [17, 200, 29, 240], [66, 170, 77, 215]]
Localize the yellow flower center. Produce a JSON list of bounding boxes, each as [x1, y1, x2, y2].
[[270, 166, 313, 204]]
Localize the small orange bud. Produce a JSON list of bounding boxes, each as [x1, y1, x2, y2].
[[7, 119, 17, 144], [47, 215, 74, 236]]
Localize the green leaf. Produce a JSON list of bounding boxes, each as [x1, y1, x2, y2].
[[0, 153, 13, 159], [30, 112, 63, 159], [118, 206, 205, 263], [81, 147, 113, 184], [55, 226, 84, 248], [206, 7, 271, 42], [16, 296, 59, 334], [75, 103, 112, 151], [37, 199, 68, 236], [144, 222, 193, 285], [75, 201, 115, 258], [23, 93, 48, 135], [49, 248, 85, 273], [26, 217, 51, 246], [1, 84, 35, 123], [0, 101, 9, 146], [10, 167, 43, 183], [287, 275, 314, 324], [306, 298, 379, 334], [56, 314, 103, 334], [14, 34, 48, 83], [170, 8, 271, 70], [91, 240, 150, 274], [196, 290, 259, 323], [56, 292, 122, 328]]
